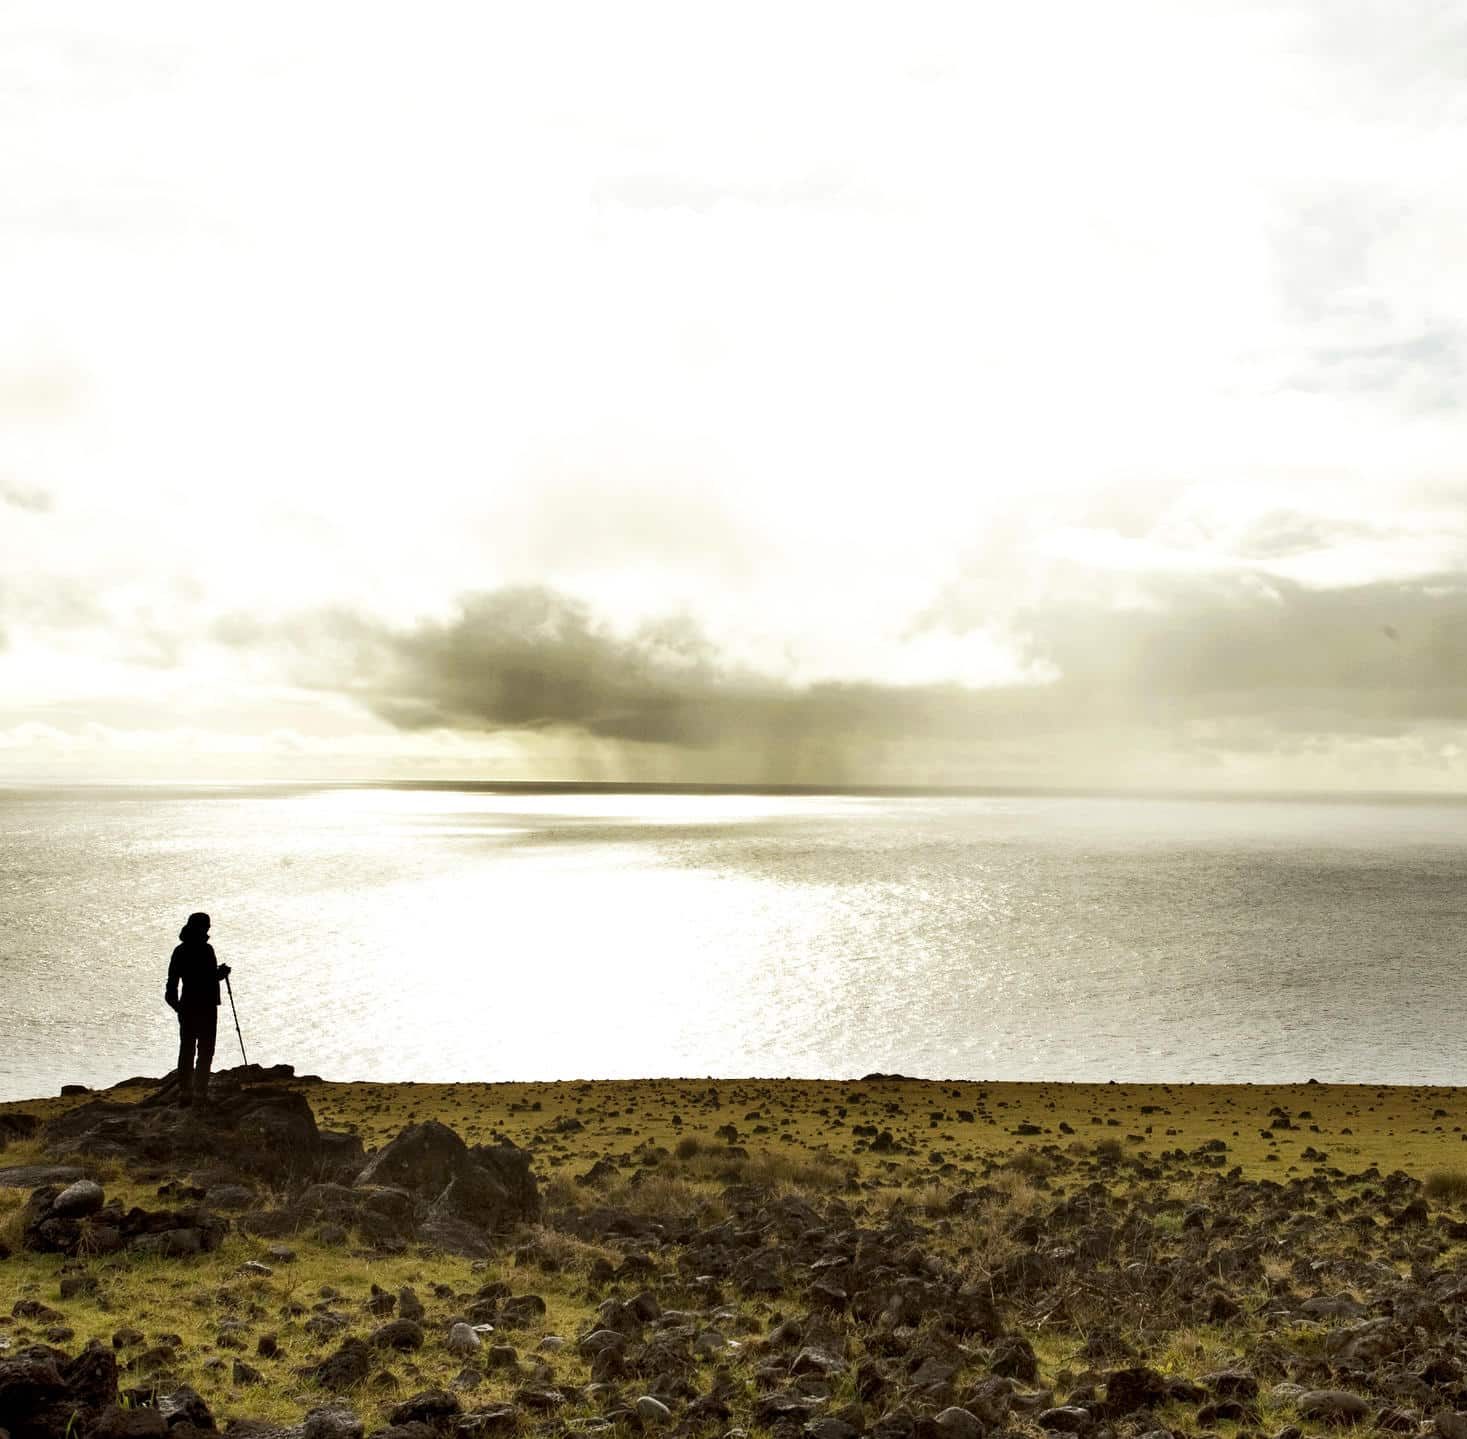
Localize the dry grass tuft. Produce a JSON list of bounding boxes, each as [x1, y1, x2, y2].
[[1425, 1169, 1467, 1204], [605, 1172, 724, 1222], [950, 1171, 1043, 1290], [0, 1189, 26, 1252]]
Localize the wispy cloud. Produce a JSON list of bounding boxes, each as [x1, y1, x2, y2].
[[0, 478, 52, 513]]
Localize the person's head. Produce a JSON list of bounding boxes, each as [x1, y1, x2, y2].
[[180, 911, 211, 942]]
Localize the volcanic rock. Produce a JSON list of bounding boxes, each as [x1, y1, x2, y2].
[[370, 1322, 424, 1353], [310, 1340, 371, 1391], [301, 1407, 362, 1439], [50, 1181, 104, 1219], [1297, 1390, 1373, 1424], [45, 1076, 362, 1186], [387, 1391, 460, 1427]]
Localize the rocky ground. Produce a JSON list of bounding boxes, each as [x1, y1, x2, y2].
[[5, 1071, 1467, 1439]]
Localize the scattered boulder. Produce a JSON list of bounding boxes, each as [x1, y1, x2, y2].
[[48, 1181, 103, 1219], [355, 1124, 539, 1237], [310, 1340, 371, 1391], [370, 1321, 424, 1354], [933, 1408, 983, 1439], [446, 1326, 480, 1358], [1038, 1406, 1093, 1433], [356, 1123, 467, 1194], [386, 1392, 460, 1428], [301, 1407, 361, 1439], [1297, 1391, 1373, 1424], [634, 1396, 671, 1426]]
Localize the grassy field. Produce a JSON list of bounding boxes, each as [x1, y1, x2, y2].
[[5, 1076, 1467, 1434]]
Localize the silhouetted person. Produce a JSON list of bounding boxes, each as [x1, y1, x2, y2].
[[166, 912, 230, 1107]]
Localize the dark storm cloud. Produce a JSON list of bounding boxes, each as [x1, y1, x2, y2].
[[215, 574, 1467, 779], [214, 585, 1035, 753]]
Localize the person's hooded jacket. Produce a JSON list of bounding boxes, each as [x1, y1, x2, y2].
[[166, 925, 223, 1012]]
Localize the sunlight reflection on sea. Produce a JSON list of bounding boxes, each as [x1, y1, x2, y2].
[[3, 784, 1465, 1099]]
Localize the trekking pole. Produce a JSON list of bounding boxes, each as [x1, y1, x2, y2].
[[223, 973, 249, 1065]]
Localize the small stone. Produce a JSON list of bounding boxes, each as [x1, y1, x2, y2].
[[237, 1261, 273, 1277], [256, 1333, 279, 1358], [232, 1358, 263, 1385], [302, 1405, 364, 1439], [448, 1323, 481, 1357], [91, 1406, 169, 1439], [934, 1408, 984, 1439], [313, 1337, 373, 1389], [794, 1341, 847, 1378], [1039, 1407, 1094, 1433], [112, 1327, 144, 1349], [456, 1403, 517, 1434], [60, 1275, 99, 1300], [1203, 1370, 1260, 1400], [807, 1422, 859, 1439], [992, 1335, 1039, 1383], [204, 1184, 256, 1210], [635, 1396, 672, 1426], [12, 1299, 64, 1322], [266, 1245, 297, 1263], [514, 1387, 566, 1412], [371, 1319, 425, 1351], [1376, 1407, 1418, 1432], [388, 1389, 462, 1426]]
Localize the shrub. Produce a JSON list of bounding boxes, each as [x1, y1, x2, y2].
[[1425, 1169, 1467, 1203], [1006, 1150, 1053, 1179]]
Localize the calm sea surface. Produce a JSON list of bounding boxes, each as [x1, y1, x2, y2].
[[2, 784, 1465, 1101]]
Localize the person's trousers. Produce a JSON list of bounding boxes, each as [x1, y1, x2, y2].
[[177, 1006, 218, 1096]]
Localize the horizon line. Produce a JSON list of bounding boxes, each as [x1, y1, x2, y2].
[[6, 777, 1467, 805]]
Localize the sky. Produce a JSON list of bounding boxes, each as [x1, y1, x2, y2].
[[2, 1, 1466, 790]]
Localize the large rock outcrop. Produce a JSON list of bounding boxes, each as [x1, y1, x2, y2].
[[355, 1121, 539, 1254], [43, 1068, 363, 1184]]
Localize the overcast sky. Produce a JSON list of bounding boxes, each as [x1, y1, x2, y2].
[[3, 2, 1466, 789]]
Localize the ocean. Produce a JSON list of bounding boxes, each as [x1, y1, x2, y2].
[[2, 783, 1464, 1102]]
